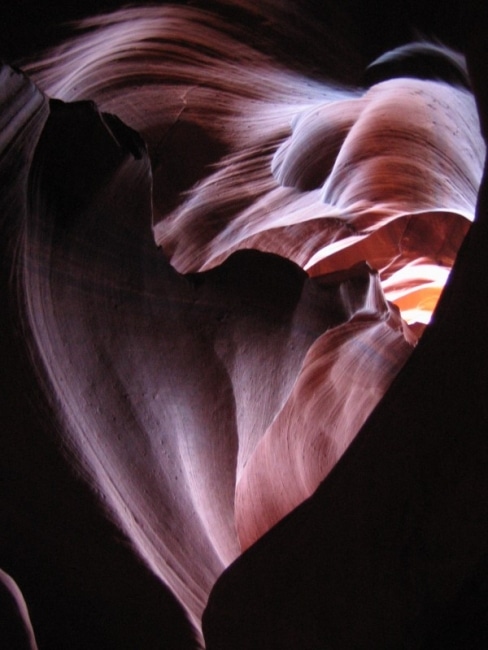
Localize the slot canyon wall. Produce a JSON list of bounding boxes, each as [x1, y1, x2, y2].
[[1, 0, 487, 648]]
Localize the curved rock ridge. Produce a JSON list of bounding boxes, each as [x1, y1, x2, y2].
[[0, 63, 199, 649], [204, 4, 488, 647], [0, 60, 413, 644], [24, 5, 485, 326], [1, 1, 486, 647], [0, 569, 39, 650], [204, 161, 488, 649], [236, 265, 415, 550]]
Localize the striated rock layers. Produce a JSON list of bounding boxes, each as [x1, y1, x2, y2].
[[1, 1, 487, 647]]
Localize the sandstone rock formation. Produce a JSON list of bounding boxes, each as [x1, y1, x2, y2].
[[1, 1, 487, 647]]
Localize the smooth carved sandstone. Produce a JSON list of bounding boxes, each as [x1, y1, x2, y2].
[[1, 1, 487, 648]]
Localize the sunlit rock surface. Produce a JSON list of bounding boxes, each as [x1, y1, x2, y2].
[[1, 1, 487, 648], [204, 166, 488, 649], [0, 61, 413, 644], [24, 8, 484, 327], [235, 269, 415, 550]]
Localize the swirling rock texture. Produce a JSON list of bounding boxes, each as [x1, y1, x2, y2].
[[1, 0, 487, 648]]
